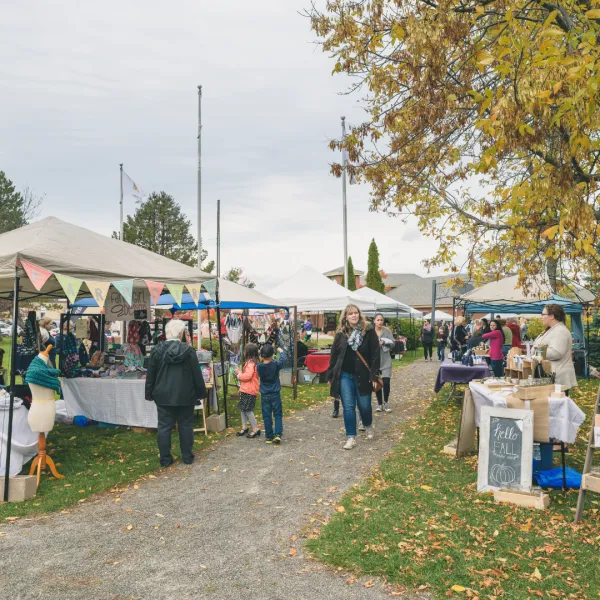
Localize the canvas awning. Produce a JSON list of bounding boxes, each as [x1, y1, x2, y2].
[[0, 217, 212, 297], [423, 310, 454, 321], [354, 286, 422, 318], [266, 266, 375, 312]]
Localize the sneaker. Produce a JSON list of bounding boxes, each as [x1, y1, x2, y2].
[[358, 420, 366, 432], [343, 437, 356, 450], [383, 403, 391, 413], [266, 438, 274, 444], [366, 425, 375, 440], [273, 436, 281, 445], [375, 405, 383, 413]]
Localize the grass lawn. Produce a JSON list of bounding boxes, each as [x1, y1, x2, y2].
[[308, 379, 600, 599]]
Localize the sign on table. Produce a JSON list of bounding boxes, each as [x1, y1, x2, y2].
[[477, 406, 533, 493], [105, 289, 151, 321]]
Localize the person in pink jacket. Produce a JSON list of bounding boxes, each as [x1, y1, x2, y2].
[[482, 319, 506, 377], [234, 343, 261, 438]]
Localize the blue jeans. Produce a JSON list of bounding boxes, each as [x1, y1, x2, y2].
[[261, 392, 283, 439], [340, 372, 372, 437], [490, 359, 504, 378], [437, 344, 446, 361]]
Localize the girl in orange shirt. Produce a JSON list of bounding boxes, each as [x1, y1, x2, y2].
[[234, 343, 261, 438]]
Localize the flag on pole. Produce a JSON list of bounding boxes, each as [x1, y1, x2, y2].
[[122, 171, 147, 203]]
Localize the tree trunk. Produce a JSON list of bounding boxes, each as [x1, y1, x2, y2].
[[546, 257, 558, 293]]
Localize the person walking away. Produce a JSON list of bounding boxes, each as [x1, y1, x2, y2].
[[145, 319, 207, 467], [519, 317, 529, 341], [482, 319, 505, 377], [328, 304, 380, 450], [420, 320, 434, 361], [373, 313, 394, 412], [436, 325, 448, 361], [506, 317, 521, 348], [500, 319, 513, 356], [533, 304, 577, 394], [234, 343, 261, 438], [257, 344, 287, 444]]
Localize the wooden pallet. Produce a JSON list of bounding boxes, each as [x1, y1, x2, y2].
[[574, 386, 600, 522]]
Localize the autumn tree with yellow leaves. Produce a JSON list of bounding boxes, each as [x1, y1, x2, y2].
[[307, 0, 600, 291]]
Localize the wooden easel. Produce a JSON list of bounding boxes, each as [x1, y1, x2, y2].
[[29, 432, 64, 487], [574, 386, 600, 522]]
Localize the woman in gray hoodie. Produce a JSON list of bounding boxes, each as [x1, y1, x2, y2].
[[373, 313, 395, 412]]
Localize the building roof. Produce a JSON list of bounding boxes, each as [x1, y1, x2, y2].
[[323, 266, 365, 277], [359, 272, 421, 288], [385, 274, 474, 308]]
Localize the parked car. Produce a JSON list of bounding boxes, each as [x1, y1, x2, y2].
[[0, 324, 22, 337]]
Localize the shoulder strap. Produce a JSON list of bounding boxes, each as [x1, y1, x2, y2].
[[355, 349, 370, 370]]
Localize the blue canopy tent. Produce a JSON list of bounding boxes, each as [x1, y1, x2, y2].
[[456, 275, 594, 376], [70, 279, 294, 427]]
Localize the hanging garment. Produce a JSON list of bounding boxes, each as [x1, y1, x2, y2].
[[89, 318, 100, 343], [78, 342, 90, 367], [225, 313, 243, 344], [127, 321, 140, 344], [121, 343, 143, 369], [139, 321, 152, 346]]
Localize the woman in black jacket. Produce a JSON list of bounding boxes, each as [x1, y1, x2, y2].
[[328, 304, 380, 450], [420, 320, 435, 361], [453, 317, 469, 357]]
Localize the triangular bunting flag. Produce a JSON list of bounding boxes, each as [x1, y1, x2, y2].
[[112, 279, 134, 306], [167, 284, 184, 307], [186, 283, 203, 307], [145, 280, 164, 306], [20, 259, 53, 291], [85, 281, 111, 308], [203, 279, 217, 300], [55, 273, 83, 304]]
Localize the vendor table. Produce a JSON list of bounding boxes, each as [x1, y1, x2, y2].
[[434, 359, 491, 402], [62, 379, 218, 428], [305, 352, 331, 374], [469, 382, 585, 444]]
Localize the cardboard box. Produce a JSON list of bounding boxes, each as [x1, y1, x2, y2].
[[506, 394, 550, 442], [514, 384, 556, 401], [494, 489, 550, 510], [206, 413, 226, 432]]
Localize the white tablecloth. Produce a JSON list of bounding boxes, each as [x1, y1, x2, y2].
[[0, 397, 38, 476], [62, 379, 159, 428], [469, 382, 586, 444], [62, 379, 217, 428]]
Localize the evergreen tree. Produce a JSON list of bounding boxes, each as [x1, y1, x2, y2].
[[346, 256, 357, 291], [366, 239, 385, 293], [118, 192, 198, 266], [0, 172, 41, 233]]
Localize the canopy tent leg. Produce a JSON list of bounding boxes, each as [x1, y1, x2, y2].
[[292, 306, 298, 401], [587, 308, 591, 379], [214, 282, 228, 428], [3, 275, 20, 502]]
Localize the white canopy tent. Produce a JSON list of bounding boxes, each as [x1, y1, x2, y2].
[[266, 266, 375, 312], [423, 310, 454, 321], [0, 217, 212, 298], [354, 286, 422, 318]]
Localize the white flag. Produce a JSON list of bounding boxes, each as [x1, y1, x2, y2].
[[122, 171, 147, 203]]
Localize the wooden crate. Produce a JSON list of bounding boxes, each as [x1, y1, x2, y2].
[[494, 489, 550, 510], [514, 384, 556, 400], [582, 473, 600, 494]]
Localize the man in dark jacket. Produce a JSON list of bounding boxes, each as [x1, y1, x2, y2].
[[145, 319, 206, 467]]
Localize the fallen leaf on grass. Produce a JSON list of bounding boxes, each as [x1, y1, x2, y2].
[[421, 485, 433, 491], [451, 584, 467, 592], [364, 579, 374, 589], [336, 506, 346, 512], [532, 567, 542, 580]]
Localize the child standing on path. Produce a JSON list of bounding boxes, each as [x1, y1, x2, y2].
[[257, 344, 286, 444], [234, 343, 261, 439]]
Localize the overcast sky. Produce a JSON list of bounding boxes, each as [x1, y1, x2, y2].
[[1, 1, 458, 291]]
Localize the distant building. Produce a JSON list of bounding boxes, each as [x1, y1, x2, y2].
[[378, 273, 474, 315], [323, 266, 364, 290]]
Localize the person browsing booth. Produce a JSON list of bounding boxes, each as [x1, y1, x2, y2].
[[257, 344, 286, 444]]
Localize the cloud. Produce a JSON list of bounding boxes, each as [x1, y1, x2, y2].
[[1, 0, 456, 292]]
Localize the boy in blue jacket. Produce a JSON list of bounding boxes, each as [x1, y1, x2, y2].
[[257, 344, 286, 444]]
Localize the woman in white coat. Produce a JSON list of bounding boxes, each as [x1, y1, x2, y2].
[[533, 304, 577, 393], [373, 313, 395, 412]]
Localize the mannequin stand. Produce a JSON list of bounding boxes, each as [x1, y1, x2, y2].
[[29, 433, 63, 487]]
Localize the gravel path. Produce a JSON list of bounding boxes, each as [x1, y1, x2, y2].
[[1, 358, 438, 600]]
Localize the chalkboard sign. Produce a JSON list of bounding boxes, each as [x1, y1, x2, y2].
[[477, 406, 533, 493]]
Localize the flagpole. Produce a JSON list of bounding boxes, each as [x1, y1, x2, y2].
[[197, 85, 202, 268], [341, 117, 349, 290], [119, 163, 124, 241]]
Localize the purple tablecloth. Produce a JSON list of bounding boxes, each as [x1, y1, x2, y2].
[[434, 359, 491, 393]]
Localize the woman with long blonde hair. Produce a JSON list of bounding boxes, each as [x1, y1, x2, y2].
[[328, 304, 380, 450]]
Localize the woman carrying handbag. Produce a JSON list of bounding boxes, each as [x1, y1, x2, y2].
[[328, 304, 381, 450]]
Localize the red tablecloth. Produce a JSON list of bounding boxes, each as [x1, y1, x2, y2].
[[305, 353, 331, 374]]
